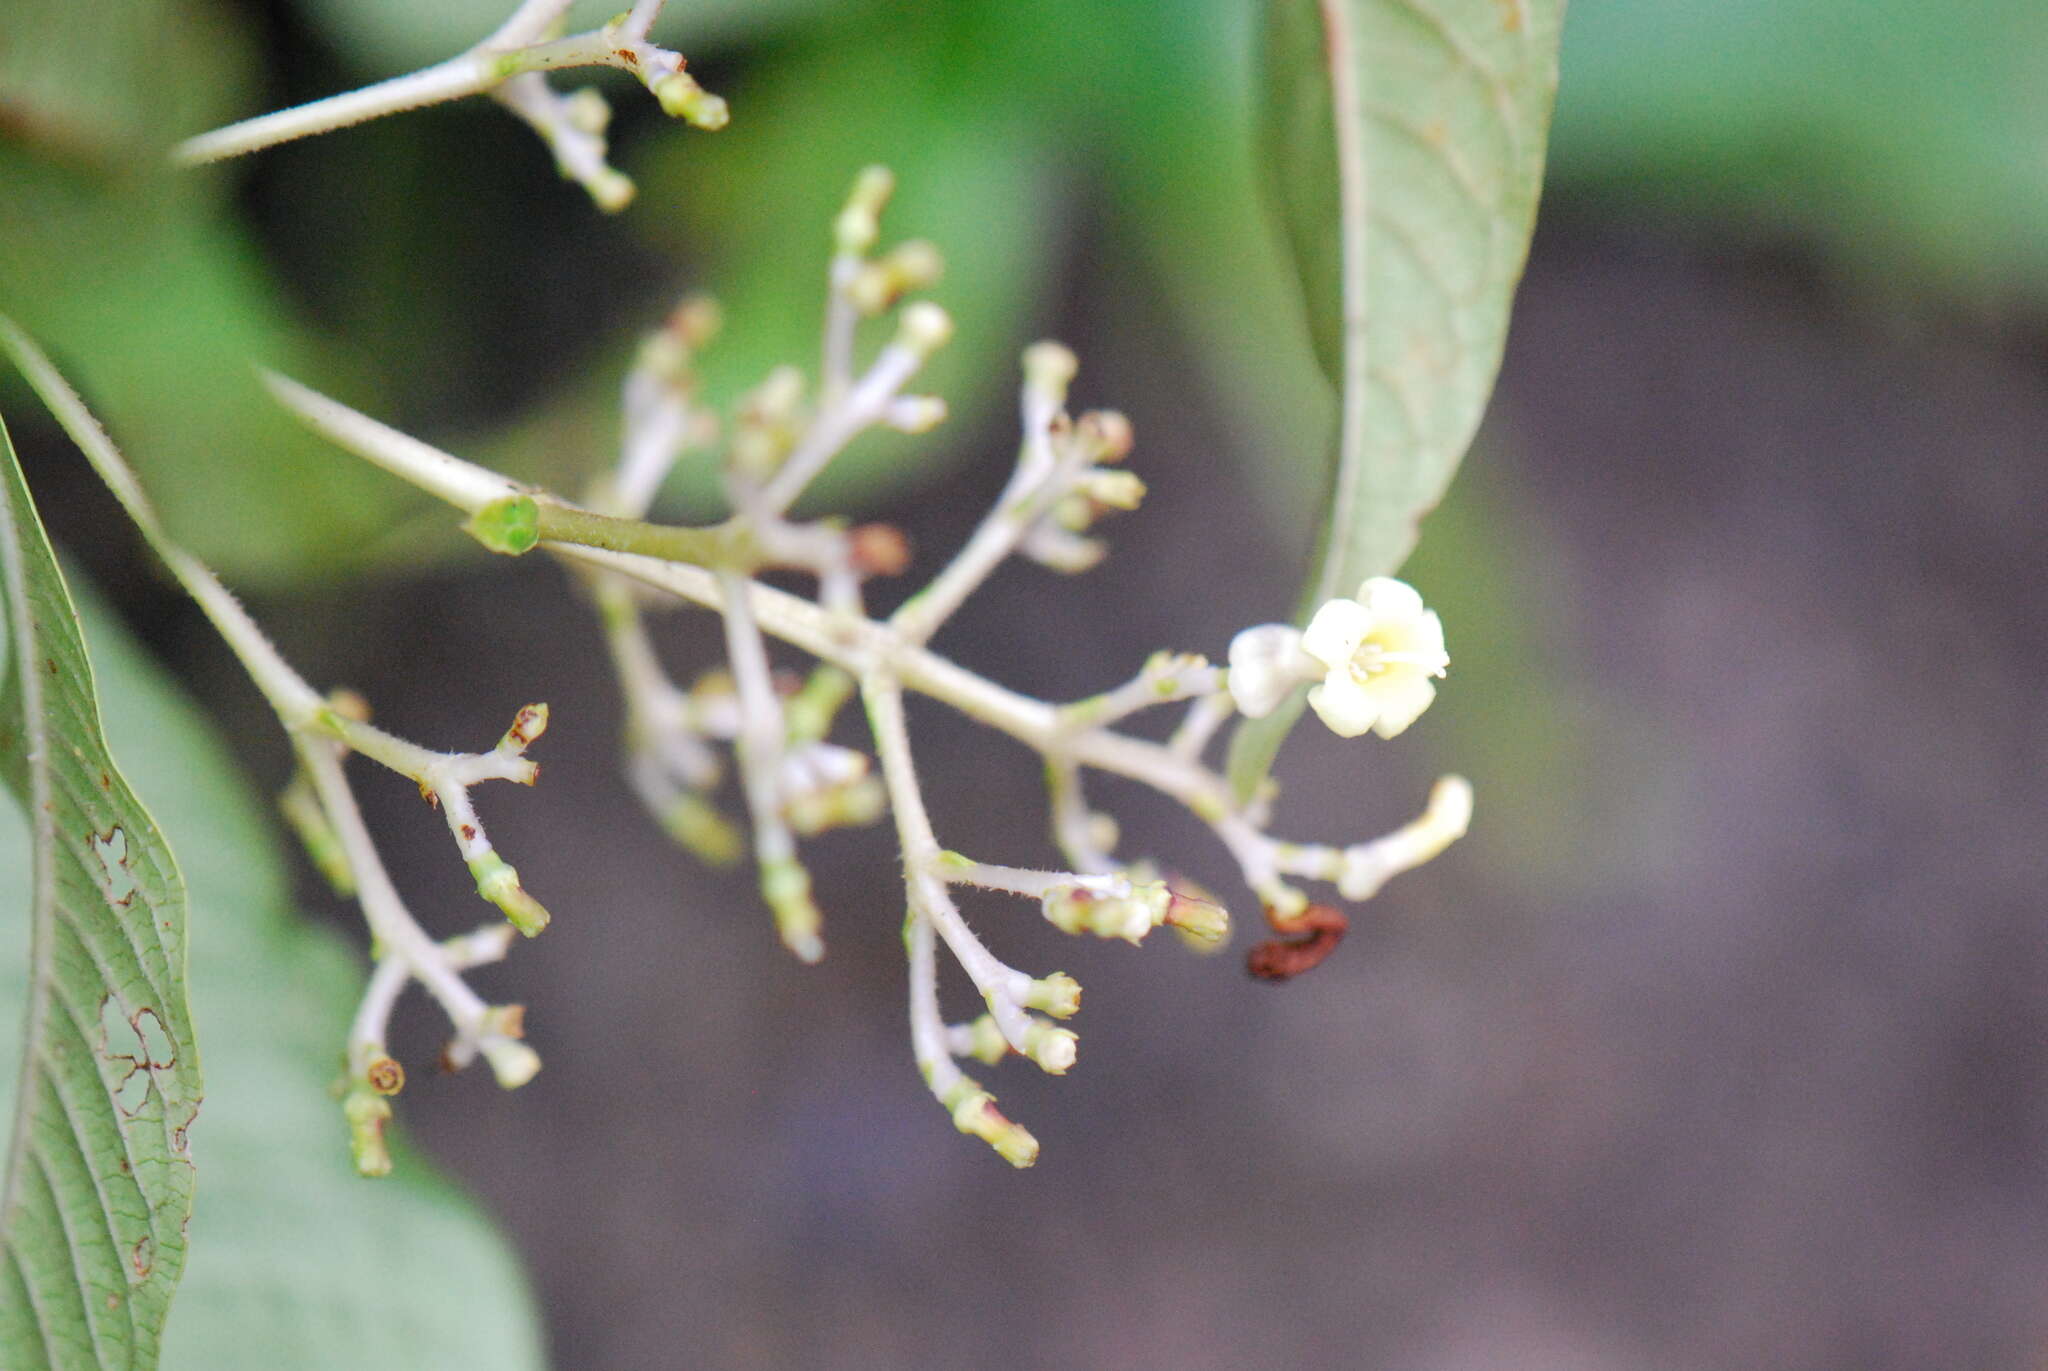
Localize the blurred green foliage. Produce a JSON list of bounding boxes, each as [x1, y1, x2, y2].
[[3, 0, 2044, 582]]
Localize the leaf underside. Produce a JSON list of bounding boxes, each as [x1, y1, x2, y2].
[[1230, 0, 1563, 797], [0, 411, 202, 1369]]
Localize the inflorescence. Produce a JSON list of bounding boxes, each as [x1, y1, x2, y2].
[[250, 165, 1475, 1169]]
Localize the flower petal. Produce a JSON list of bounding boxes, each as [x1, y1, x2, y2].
[[1356, 576, 1425, 622], [1407, 610, 1449, 674], [1301, 597, 1371, 670], [1307, 671, 1379, 738], [1368, 674, 1437, 739], [1227, 624, 1313, 718]]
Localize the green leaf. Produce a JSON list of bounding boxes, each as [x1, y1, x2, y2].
[[0, 409, 202, 1367], [1229, 0, 1563, 798]]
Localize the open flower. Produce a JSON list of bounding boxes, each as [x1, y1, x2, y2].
[[1300, 577, 1448, 739]]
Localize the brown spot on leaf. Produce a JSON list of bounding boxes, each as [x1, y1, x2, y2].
[[99, 771, 111, 790], [1246, 903, 1349, 982], [130, 1236, 152, 1279], [460, 823, 477, 842]]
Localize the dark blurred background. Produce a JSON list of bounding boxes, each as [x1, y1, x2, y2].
[[6, 1, 2048, 1367]]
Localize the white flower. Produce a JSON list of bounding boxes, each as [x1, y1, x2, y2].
[[1300, 577, 1448, 739], [1227, 623, 1319, 718]]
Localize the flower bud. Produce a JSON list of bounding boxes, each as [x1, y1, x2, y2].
[[1164, 889, 1230, 944], [1024, 972, 1082, 1018], [654, 72, 728, 129], [563, 87, 612, 135], [848, 240, 945, 313], [834, 165, 895, 255], [469, 851, 550, 936], [1080, 469, 1146, 511], [761, 856, 824, 963], [480, 1037, 542, 1089], [1023, 1020, 1079, 1074], [344, 1088, 393, 1178], [895, 302, 954, 358], [1076, 409, 1133, 462]]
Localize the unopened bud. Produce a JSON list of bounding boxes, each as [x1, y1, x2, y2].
[[1020, 523, 1106, 574], [653, 72, 728, 129], [563, 87, 611, 135], [469, 851, 551, 936], [1023, 1020, 1079, 1074], [663, 793, 744, 866], [896, 302, 954, 358], [957, 1014, 1008, 1066], [1022, 341, 1078, 399], [943, 1080, 1038, 1168], [848, 240, 945, 313], [499, 702, 549, 753], [344, 1088, 393, 1178], [834, 166, 895, 255], [588, 167, 637, 214], [785, 774, 886, 836], [480, 1036, 542, 1089], [1041, 878, 1170, 944], [670, 294, 722, 348], [1077, 409, 1133, 462], [762, 857, 825, 963], [1023, 972, 1082, 1018], [1081, 469, 1146, 510], [1164, 889, 1230, 944], [733, 366, 806, 476]]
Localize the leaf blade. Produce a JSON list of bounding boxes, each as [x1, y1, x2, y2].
[[0, 411, 203, 1369], [1231, 0, 1563, 796]]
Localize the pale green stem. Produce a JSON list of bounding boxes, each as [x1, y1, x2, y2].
[[174, 1, 693, 168], [3, 322, 324, 722], [299, 740, 491, 1036], [821, 253, 862, 407], [931, 855, 1111, 900], [264, 379, 1356, 902], [863, 673, 1036, 1053], [1044, 758, 1115, 874], [906, 898, 963, 1101], [758, 339, 926, 516], [719, 570, 795, 867], [1056, 653, 1222, 736], [349, 922, 517, 1078], [1169, 692, 1235, 761], [891, 377, 1062, 645]]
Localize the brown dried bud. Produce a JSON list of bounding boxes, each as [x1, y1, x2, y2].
[[1246, 903, 1349, 982], [849, 523, 912, 577]]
